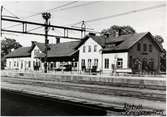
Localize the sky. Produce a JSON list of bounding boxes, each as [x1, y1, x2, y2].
[[1, 0, 167, 49]]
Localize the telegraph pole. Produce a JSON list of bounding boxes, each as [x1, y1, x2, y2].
[[1, 6, 3, 36], [42, 12, 51, 73], [81, 20, 86, 38]]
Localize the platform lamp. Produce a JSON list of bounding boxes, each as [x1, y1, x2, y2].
[[42, 12, 51, 73]]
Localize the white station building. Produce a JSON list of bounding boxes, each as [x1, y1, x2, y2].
[[5, 32, 163, 74]]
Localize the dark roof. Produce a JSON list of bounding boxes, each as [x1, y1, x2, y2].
[[103, 32, 148, 51], [5, 47, 31, 58], [35, 42, 46, 52], [6, 41, 80, 58], [102, 32, 163, 52], [89, 35, 106, 47], [41, 41, 80, 58], [6, 32, 163, 58], [76, 32, 150, 49], [77, 32, 163, 53]]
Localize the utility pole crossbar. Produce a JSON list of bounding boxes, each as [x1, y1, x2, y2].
[[2, 17, 85, 40], [2, 17, 85, 31], [1, 29, 81, 40]]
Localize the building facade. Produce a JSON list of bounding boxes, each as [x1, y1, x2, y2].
[[78, 36, 102, 71], [5, 32, 163, 74], [5, 41, 79, 72]]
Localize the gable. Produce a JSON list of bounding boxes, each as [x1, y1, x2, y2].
[[102, 32, 164, 53], [31, 45, 42, 58], [76, 35, 105, 50], [130, 33, 163, 52], [78, 37, 102, 52]]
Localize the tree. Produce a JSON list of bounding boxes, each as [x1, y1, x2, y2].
[[160, 49, 166, 72], [1, 37, 22, 69], [100, 25, 136, 37], [153, 35, 166, 72], [154, 35, 164, 44]]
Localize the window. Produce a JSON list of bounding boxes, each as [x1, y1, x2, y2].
[[14, 61, 16, 67], [149, 44, 152, 52], [54, 62, 56, 67], [104, 58, 109, 69], [38, 61, 41, 67], [21, 61, 23, 69], [81, 59, 86, 70], [81, 59, 85, 66], [83, 46, 86, 53], [9, 61, 11, 68], [74, 62, 77, 67], [129, 56, 132, 68], [25, 61, 27, 68], [94, 59, 98, 66], [137, 43, 141, 51], [88, 45, 91, 52], [34, 49, 40, 56], [149, 58, 154, 70], [17, 61, 19, 67], [88, 59, 91, 68], [117, 58, 123, 68], [28, 61, 31, 67], [94, 45, 97, 52], [33, 61, 35, 66], [143, 44, 147, 51]]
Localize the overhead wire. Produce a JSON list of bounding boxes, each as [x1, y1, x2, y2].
[[2, 3, 166, 36], [69, 4, 166, 26], [3, 7, 20, 19], [59, 1, 100, 11], [2, 1, 78, 29], [86, 4, 166, 23], [12, 1, 100, 33], [22, 1, 78, 19]]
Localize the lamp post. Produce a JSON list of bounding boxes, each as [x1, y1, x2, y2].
[[42, 12, 51, 73]]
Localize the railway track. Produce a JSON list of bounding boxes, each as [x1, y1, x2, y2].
[[2, 76, 166, 102]]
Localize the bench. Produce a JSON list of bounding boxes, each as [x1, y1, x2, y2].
[[115, 68, 132, 76]]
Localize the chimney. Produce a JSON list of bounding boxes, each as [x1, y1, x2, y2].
[[89, 32, 96, 36], [115, 30, 120, 37], [104, 33, 110, 45], [31, 41, 36, 46], [104, 33, 110, 38], [11, 48, 14, 52], [56, 37, 60, 44]]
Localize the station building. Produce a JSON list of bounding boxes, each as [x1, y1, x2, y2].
[[5, 32, 163, 74], [5, 41, 80, 72]]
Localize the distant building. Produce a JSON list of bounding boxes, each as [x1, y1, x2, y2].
[[5, 32, 163, 74]]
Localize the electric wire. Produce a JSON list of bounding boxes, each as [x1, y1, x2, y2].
[[2, 1, 78, 29], [3, 7, 20, 19], [59, 1, 100, 11], [70, 4, 166, 26], [2, 3, 166, 36], [12, 2, 99, 33], [22, 1, 78, 19]]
